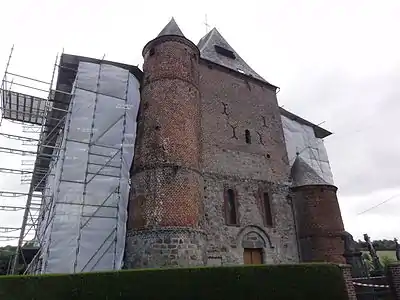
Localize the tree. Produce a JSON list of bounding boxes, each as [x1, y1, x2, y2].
[[0, 246, 15, 275], [0, 246, 27, 275], [355, 239, 397, 251]]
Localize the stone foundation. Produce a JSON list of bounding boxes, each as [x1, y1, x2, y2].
[[124, 228, 206, 269]]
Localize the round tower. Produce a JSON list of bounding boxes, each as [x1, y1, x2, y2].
[[124, 18, 206, 269], [290, 157, 346, 264]]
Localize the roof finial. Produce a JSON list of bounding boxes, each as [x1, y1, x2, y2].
[[204, 14, 210, 35]]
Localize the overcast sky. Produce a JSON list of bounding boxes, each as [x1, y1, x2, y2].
[[0, 0, 399, 245]]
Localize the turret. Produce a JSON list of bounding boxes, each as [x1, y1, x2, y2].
[[290, 156, 346, 264], [124, 18, 206, 268]]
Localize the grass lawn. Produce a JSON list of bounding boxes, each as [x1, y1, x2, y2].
[[362, 250, 397, 260], [377, 250, 397, 260]]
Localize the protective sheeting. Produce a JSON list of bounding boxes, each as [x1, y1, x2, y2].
[[281, 115, 334, 185], [35, 62, 140, 274]]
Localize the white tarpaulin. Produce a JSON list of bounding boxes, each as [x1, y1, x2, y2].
[[281, 115, 334, 185], [35, 62, 140, 274]]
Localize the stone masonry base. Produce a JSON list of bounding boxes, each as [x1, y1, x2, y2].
[[124, 228, 207, 269]]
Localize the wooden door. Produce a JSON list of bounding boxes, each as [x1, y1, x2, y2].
[[251, 249, 262, 264], [244, 249, 252, 264], [243, 248, 263, 265]]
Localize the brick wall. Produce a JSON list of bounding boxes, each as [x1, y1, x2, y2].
[[292, 184, 346, 264], [199, 61, 299, 265], [199, 62, 289, 183], [125, 36, 205, 268], [388, 263, 400, 299], [340, 264, 357, 300]]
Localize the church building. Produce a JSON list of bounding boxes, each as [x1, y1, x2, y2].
[[123, 18, 346, 269]]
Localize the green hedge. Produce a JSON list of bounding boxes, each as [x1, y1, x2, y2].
[[0, 263, 348, 300]]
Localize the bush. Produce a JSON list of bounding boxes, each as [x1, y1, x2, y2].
[[0, 263, 348, 300]]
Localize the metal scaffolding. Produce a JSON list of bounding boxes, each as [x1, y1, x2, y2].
[[0, 49, 140, 275], [0, 46, 70, 274]]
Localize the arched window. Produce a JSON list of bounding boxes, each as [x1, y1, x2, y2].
[[225, 188, 239, 225], [245, 129, 251, 144]]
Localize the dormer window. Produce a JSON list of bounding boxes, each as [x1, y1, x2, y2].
[[214, 45, 236, 59]]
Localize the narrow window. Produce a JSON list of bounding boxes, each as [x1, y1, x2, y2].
[[263, 193, 273, 227], [149, 48, 155, 56], [245, 129, 251, 144], [225, 188, 238, 225]]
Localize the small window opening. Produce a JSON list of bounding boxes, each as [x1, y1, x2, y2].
[[245, 130, 251, 144], [214, 45, 236, 59], [263, 193, 273, 227], [149, 48, 155, 56], [225, 189, 238, 225], [237, 68, 245, 74]]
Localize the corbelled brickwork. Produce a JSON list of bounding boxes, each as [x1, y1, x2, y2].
[[388, 263, 400, 299], [199, 62, 299, 265], [125, 32, 206, 268], [292, 184, 346, 263]]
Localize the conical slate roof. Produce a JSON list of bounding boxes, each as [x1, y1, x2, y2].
[[290, 156, 329, 187], [157, 17, 184, 37], [197, 28, 267, 82]]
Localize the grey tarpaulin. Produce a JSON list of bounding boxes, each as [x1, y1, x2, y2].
[[35, 62, 140, 274], [281, 115, 334, 185]]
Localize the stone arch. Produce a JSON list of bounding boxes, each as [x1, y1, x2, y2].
[[237, 225, 273, 249], [242, 231, 266, 249]]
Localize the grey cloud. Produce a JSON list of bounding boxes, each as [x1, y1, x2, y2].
[[339, 191, 400, 217], [329, 82, 400, 197], [282, 67, 400, 197]]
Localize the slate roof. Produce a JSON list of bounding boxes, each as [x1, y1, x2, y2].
[[157, 18, 185, 37], [290, 156, 330, 187], [197, 28, 267, 83]]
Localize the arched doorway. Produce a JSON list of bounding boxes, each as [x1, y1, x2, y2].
[[242, 231, 266, 265]]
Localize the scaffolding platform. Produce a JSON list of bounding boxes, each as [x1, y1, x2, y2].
[[1, 90, 47, 125], [0, 48, 142, 275]]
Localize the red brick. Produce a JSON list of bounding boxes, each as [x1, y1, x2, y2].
[[292, 185, 346, 264], [129, 35, 202, 230]]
